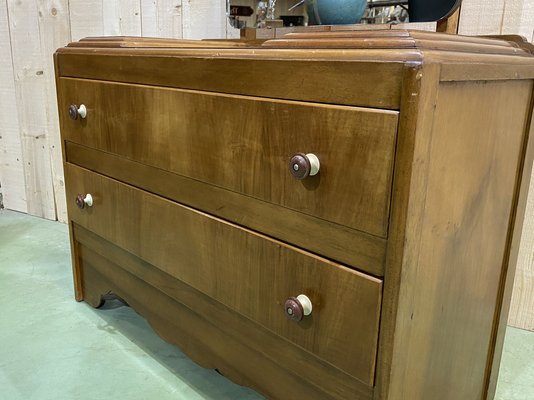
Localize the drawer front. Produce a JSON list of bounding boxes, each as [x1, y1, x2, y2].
[[59, 78, 398, 238], [65, 163, 383, 384]]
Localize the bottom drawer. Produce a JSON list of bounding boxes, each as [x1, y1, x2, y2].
[[65, 163, 383, 384]]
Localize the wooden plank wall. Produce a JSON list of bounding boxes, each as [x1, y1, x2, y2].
[[458, 0, 534, 40], [0, 1, 532, 330]]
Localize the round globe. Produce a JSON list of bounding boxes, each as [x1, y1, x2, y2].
[[306, 0, 368, 25]]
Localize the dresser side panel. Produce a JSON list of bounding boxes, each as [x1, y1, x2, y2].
[[373, 62, 440, 400], [54, 53, 83, 301], [387, 79, 534, 399]]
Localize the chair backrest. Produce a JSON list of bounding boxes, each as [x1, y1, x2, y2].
[[409, 0, 462, 22]]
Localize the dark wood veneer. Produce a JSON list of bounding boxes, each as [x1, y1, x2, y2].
[[55, 31, 534, 400]]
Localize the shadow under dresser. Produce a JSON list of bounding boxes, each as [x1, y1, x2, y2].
[[54, 30, 534, 400]]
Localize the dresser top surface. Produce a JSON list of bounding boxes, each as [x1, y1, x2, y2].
[[55, 29, 534, 111], [63, 30, 534, 59]]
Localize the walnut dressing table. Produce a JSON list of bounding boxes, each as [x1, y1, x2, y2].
[[55, 31, 534, 400]]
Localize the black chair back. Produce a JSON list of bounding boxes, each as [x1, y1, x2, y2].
[[409, 0, 462, 22]]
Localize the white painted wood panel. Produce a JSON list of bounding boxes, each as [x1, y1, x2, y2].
[[503, 0, 534, 332], [182, 0, 226, 39], [458, 0, 507, 35], [141, 0, 183, 38], [69, 0, 105, 41], [70, 0, 143, 40], [36, 0, 71, 223], [509, 167, 534, 331], [103, 0, 142, 36], [502, 0, 534, 41], [7, 0, 56, 220], [0, 1, 26, 213]]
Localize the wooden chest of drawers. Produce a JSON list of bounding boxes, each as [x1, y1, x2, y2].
[[55, 31, 534, 400]]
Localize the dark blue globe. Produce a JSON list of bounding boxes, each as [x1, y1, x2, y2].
[[306, 0, 368, 25]]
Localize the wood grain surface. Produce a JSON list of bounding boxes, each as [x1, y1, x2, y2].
[[373, 62, 439, 400], [59, 78, 399, 238], [75, 226, 374, 400], [68, 36, 249, 48], [51, 28, 534, 400], [65, 142, 387, 276], [263, 32, 529, 56], [55, 52, 407, 109], [386, 79, 533, 400], [74, 225, 372, 399], [65, 163, 383, 384]]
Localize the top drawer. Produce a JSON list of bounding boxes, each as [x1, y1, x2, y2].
[[59, 78, 398, 237]]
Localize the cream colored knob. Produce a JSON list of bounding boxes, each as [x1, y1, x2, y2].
[[78, 104, 87, 119], [284, 294, 313, 321], [289, 153, 320, 180], [68, 104, 87, 120], [297, 294, 313, 316], [83, 193, 93, 207], [76, 193, 93, 209]]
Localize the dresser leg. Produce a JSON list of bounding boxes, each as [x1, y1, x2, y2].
[[83, 284, 106, 308], [79, 252, 111, 309], [69, 223, 84, 302]]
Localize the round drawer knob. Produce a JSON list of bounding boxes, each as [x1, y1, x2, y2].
[[68, 104, 87, 120], [75, 193, 93, 209], [284, 294, 313, 322], [289, 153, 320, 180]]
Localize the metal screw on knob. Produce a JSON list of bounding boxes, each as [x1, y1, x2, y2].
[[75, 193, 93, 209], [284, 294, 313, 322], [289, 153, 320, 180], [68, 104, 87, 120]]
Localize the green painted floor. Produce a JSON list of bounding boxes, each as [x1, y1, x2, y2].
[[0, 209, 532, 400]]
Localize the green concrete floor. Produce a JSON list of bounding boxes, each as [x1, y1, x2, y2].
[[0, 209, 532, 400]]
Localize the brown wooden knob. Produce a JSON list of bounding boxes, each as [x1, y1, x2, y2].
[[284, 297, 303, 321], [68, 105, 79, 120], [75, 193, 93, 209], [68, 104, 87, 120], [284, 294, 313, 322], [75, 194, 84, 209], [289, 153, 320, 180]]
